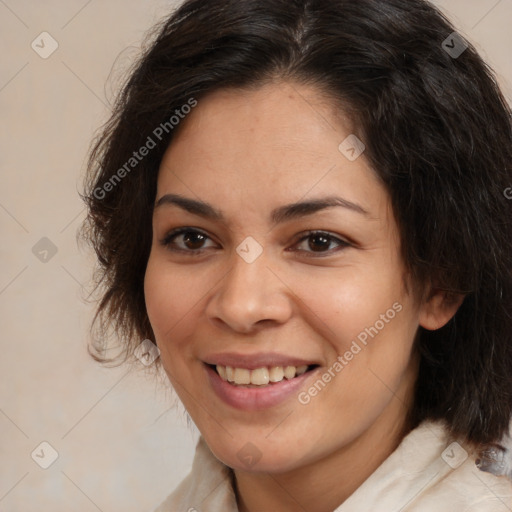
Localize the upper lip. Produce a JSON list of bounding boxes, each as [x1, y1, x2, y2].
[[203, 352, 319, 370]]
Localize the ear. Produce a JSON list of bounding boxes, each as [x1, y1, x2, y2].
[[418, 289, 465, 331]]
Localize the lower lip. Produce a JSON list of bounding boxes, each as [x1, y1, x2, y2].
[[205, 364, 318, 410]]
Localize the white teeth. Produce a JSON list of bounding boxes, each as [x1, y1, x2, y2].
[[216, 365, 227, 380], [250, 367, 270, 385], [269, 366, 284, 382], [296, 365, 308, 376], [284, 366, 296, 379], [214, 364, 311, 386], [234, 368, 251, 385]]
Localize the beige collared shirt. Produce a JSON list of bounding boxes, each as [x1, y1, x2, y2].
[[154, 420, 512, 511]]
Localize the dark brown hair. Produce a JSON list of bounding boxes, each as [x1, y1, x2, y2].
[[81, 0, 512, 446]]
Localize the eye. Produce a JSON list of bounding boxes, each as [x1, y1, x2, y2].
[[160, 228, 351, 257], [160, 227, 218, 254], [290, 231, 351, 256]]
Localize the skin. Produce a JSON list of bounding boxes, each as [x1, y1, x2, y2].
[[144, 81, 462, 512]]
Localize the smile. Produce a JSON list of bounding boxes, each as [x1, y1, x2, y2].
[[212, 364, 315, 386], [204, 362, 320, 410]]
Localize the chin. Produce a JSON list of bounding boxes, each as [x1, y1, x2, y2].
[[207, 438, 306, 474]]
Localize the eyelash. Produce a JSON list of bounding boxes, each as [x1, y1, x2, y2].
[[159, 227, 351, 257]]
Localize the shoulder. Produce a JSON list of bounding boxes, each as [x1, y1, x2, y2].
[[338, 420, 512, 511]]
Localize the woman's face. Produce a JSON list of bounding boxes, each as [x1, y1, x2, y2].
[[144, 82, 429, 473]]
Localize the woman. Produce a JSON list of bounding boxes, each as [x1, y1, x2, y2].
[[81, 0, 512, 510]]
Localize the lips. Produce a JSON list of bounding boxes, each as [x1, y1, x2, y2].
[[202, 352, 321, 410]]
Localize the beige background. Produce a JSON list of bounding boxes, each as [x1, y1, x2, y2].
[[0, 1, 510, 510]]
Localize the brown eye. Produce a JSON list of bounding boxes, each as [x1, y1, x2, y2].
[[293, 231, 350, 256], [182, 231, 208, 250], [307, 233, 332, 252], [161, 228, 217, 253]]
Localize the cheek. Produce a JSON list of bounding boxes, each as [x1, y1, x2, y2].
[[292, 272, 417, 427], [144, 258, 171, 333], [289, 264, 406, 349], [143, 255, 200, 356], [289, 265, 417, 396]]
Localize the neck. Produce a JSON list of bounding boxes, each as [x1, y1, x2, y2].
[[233, 365, 417, 512]]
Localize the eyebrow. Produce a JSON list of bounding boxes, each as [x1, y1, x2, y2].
[[154, 193, 370, 224]]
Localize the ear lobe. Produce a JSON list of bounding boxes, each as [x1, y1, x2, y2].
[[419, 289, 465, 331]]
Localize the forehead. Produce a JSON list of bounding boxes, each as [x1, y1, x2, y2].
[[156, 81, 387, 219]]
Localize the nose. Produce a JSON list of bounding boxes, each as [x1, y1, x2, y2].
[[205, 247, 293, 334]]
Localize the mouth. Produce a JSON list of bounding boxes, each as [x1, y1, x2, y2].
[[202, 352, 322, 410], [204, 361, 321, 410], [206, 363, 319, 388]]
